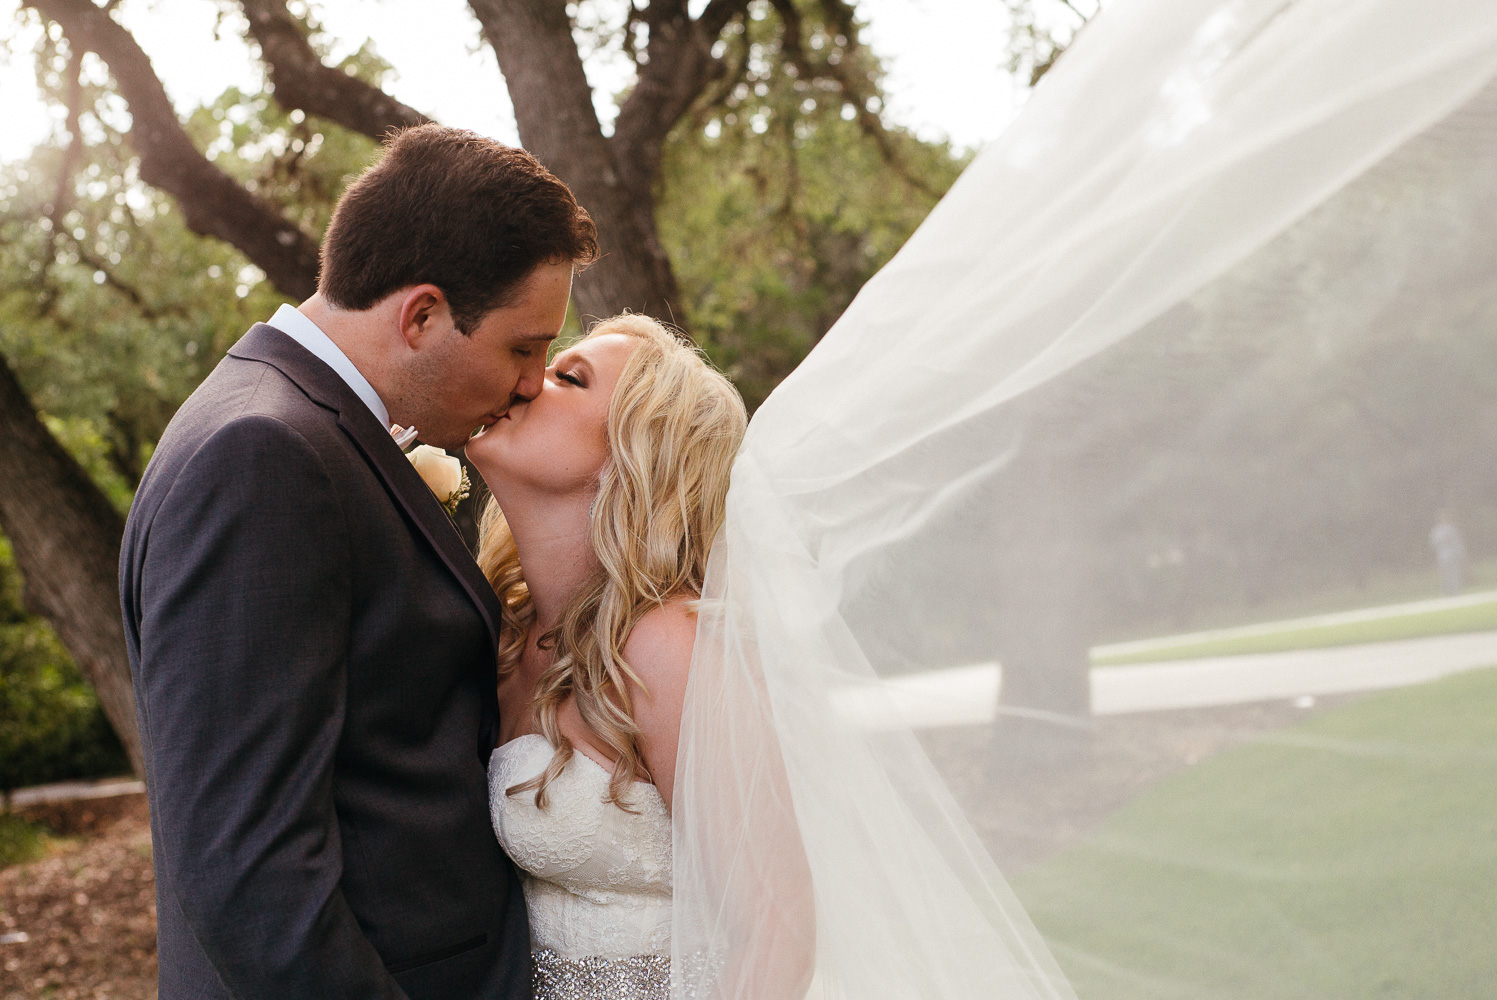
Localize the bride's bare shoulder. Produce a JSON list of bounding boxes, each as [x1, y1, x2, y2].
[[623, 595, 698, 679], [622, 596, 698, 805]]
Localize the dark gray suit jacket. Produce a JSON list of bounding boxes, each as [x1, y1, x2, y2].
[[120, 324, 529, 1000]]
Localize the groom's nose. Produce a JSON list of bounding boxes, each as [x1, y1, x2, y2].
[[512, 363, 544, 403]]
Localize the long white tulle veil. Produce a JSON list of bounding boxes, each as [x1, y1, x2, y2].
[[671, 0, 1497, 997]]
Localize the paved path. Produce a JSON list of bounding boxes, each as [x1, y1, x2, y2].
[[7, 778, 145, 809], [842, 629, 1497, 731]]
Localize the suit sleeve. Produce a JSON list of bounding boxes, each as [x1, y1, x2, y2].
[[136, 414, 407, 1000]]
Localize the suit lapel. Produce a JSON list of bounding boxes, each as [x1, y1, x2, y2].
[[229, 324, 506, 654], [336, 406, 507, 653]]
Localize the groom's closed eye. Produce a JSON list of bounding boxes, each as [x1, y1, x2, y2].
[[514, 332, 558, 359]]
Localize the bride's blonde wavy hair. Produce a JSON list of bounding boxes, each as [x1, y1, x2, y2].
[[477, 314, 747, 808]]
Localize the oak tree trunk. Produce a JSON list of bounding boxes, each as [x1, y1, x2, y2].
[[469, 0, 685, 323], [0, 356, 143, 776], [989, 501, 1098, 774]]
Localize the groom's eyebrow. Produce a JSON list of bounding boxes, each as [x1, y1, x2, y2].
[[518, 331, 558, 342]]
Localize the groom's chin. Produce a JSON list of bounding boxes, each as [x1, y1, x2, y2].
[[421, 427, 478, 452]]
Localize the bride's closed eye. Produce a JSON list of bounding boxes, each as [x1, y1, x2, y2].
[[555, 369, 584, 387]]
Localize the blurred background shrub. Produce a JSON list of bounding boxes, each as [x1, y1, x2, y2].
[[0, 538, 128, 793]]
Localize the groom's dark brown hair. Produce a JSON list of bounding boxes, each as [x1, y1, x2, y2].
[[318, 124, 597, 333]]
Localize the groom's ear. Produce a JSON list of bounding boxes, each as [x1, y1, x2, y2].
[[395, 284, 455, 349]]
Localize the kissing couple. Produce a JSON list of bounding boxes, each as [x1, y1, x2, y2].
[[120, 124, 1072, 1000]]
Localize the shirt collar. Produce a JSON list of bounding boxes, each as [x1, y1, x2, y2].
[[269, 303, 391, 430]]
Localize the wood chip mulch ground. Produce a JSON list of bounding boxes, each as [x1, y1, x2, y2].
[[0, 794, 156, 1000]]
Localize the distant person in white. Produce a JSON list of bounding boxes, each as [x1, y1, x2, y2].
[[1430, 512, 1467, 595]]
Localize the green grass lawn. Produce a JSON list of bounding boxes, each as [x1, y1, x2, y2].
[[1092, 593, 1497, 666], [1012, 666, 1497, 1000]]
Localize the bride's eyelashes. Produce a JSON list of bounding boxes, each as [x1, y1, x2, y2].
[[556, 369, 584, 387]]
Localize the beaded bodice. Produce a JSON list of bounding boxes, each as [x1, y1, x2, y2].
[[489, 733, 672, 994]]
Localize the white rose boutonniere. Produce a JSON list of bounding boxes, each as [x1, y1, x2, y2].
[[407, 444, 471, 516]]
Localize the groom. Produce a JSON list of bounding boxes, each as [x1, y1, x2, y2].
[[119, 125, 597, 999]]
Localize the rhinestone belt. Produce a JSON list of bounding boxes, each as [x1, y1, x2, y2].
[[532, 948, 670, 1000]]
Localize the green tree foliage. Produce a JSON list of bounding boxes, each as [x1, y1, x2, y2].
[[657, 1, 964, 407], [3, 2, 968, 429], [0, 3, 968, 782], [1002, 0, 1102, 86], [0, 32, 382, 492]]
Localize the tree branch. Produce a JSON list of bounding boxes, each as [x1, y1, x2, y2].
[[67, 233, 191, 322], [26, 0, 320, 300], [47, 42, 86, 233], [35, 41, 86, 317], [699, 0, 750, 39], [238, 0, 431, 141], [1059, 0, 1089, 23], [806, 0, 940, 200], [611, 2, 722, 192], [689, 21, 752, 130]]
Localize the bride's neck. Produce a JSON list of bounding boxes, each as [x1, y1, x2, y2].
[[501, 492, 598, 634]]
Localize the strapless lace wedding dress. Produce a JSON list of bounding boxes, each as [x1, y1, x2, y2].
[[489, 734, 672, 1000]]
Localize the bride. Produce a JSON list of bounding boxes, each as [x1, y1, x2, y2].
[[467, 315, 790, 1000], [465, 0, 1497, 996]]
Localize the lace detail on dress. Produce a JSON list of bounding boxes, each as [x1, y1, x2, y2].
[[489, 733, 673, 1000]]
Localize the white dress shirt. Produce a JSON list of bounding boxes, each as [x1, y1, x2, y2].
[[269, 303, 391, 430]]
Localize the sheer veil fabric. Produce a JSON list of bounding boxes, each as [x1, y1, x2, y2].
[[671, 0, 1497, 997]]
